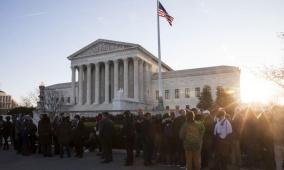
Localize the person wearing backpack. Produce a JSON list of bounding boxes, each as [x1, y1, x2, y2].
[[180, 110, 205, 170], [213, 110, 233, 170]]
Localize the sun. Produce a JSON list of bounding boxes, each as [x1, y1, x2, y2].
[[241, 70, 284, 104]]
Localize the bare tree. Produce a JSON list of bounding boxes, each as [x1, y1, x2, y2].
[[44, 88, 63, 119], [20, 89, 40, 107], [252, 33, 284, 89], [262, 66, 284, 89]]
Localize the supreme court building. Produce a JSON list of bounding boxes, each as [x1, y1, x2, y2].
[[39, 39, 240, 113]]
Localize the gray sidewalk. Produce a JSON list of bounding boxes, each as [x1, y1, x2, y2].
[[0, 149, 180, 170]]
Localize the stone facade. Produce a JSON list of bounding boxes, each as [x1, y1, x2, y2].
[[0, 90, 17, 115], [40, 39, 240, 113]]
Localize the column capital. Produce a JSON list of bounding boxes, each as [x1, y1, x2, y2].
[[139, 59, 145, 64], [113, 59, 119, 63], [95, 62, 100, 67], [132, 56, 139, 61]]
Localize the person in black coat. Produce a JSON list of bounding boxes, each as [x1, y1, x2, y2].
[[73, 115, 85, 158], [26, 119, 37, 153], [38, 114, 52, 157], [172, 109, 186, 166], [122, 111, 135, 166], [134, 109, 144, 157], [0, 116, 4, 149], [57, 116, 71, 158], [141, 112, 155, 166], [3, 116, 12, 150], [99, 112, 114, 163]]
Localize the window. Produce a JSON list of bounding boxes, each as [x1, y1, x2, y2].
[[195, 87, 201, 97], [185, 88, 190, 98], [165, 90, 169, 99], [67, 97, 71, 103], [156, 90, 159, 100], [175, 89, 180, 99], [165, 106, 170, 110], [61, 97, 64, 103], [175, 105, 180, 111]]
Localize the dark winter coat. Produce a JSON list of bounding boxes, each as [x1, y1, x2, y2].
[[3, 120, 13, 138], [73, 120, 86, 143], [57, 120, 71, 144], [122, 116, 135, 143], [99, 118, 114, 142], [38, 117, 52, 145], [141, 119, 155, 144]]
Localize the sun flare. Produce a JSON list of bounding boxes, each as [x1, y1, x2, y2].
[[241, 70, 284, 104]]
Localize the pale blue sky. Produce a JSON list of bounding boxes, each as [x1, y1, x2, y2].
[[1, 0, 284, 103]]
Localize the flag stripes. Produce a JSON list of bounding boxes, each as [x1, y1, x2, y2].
[[158, 2, 174, 26]]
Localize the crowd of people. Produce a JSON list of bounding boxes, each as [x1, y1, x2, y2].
[[0, 105, 283, 170]]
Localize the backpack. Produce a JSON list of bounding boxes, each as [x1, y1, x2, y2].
[[184, 122, 202, 151]]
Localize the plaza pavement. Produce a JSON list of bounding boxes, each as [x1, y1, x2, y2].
[[0, 149, 181, 170]]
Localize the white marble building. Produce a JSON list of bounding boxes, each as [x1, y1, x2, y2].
[[41, 39, 240, 113]]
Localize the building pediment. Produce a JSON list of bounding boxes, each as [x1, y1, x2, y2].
[[68, 39, 139, 60]]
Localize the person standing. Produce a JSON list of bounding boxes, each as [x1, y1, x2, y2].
[[134, 109, 144, 157], [100, 112, 114, 163], [57, 116, 71, 158], [26, 118, 37, 153], [173, 109, 186, 166], [201, 110, 214, 169], [162, 113, 174, 165], [231, 108, 243, 169], [38, 114, 52, 157], [180, 111, 205, 170], [52, 116, 60, 155], [272, 106, 284, 170], [213, 110, 233, 170], [122, 111, 135, 166], [3, 116, 12, 150], [0, 116, 4, 150], [141, 112, 155, 166], [73, 115, 85, 158]]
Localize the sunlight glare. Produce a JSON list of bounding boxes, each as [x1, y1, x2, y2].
[[241, 69, 284, 104]]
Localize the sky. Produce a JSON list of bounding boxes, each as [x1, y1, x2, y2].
[[1, 0, 284, 104]]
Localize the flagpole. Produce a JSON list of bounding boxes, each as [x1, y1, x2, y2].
[[157, 0, 164, 110]]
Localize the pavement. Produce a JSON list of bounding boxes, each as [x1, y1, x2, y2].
[[0, 149, 181, 170]]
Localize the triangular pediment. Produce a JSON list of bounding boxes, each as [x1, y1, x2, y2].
[[68, 39, 138, 59]]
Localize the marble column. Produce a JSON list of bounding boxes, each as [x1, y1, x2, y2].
[[133, 58, 139, 100], [113, 60, 119, 98], [71, 66, 76, 104], [144, 63, 149, 100], [104, 61, 109, 104], [95, 63, 100, 104], [86, 64, 92, 105], [139, 60, 144, 101], [123, 58, 128, 98], [147, 64, 152, 100], [78, 65, 84, 105]]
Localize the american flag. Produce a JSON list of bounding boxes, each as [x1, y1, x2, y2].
[[158, 2, 174, 26]]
